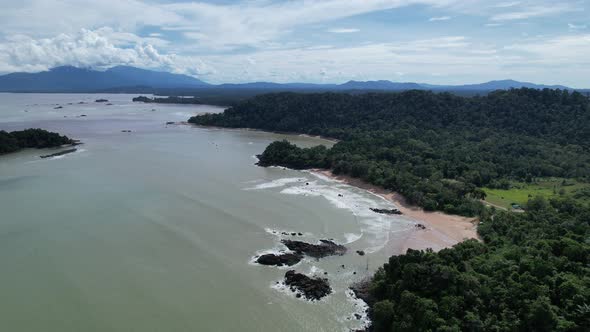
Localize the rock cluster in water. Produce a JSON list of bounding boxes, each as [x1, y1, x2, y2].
[[40, 148, 77, 159], [284, 270, 331, 301], [256, 253, 303, 267], [370, 208, 402, 215], [281, 239, 347, 258]]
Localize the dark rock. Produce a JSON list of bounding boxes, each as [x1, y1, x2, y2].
[[370, 208, 402, 215], [338, 194, 343, 197], [415, 223, 426, 230], [341, 264, 346, 269], [350, 279, 374, 306], [95, 99, 109, 103], [256, 253, 302, 266], [281, 239, 347, 258], [291, 232, 296, 236], [298, 232, 303, 236], [354, 313, 362, 320], [79, 114, 87, 117], [54, 106, 63, 109], [356, 250, 365, 256], [121, 130, 132, 133], [40, 148, 77, 159], [166, 121, 175, 125], [284, 270, 331, 301]]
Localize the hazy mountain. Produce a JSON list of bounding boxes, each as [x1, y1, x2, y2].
[[339, 80, 423, 90], [215, 79, 574, 91], [0, 66, 581, 93], [0, 66, 209, 92], [434, 79, 571, 91]]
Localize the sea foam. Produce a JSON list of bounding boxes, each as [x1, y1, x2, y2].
[[246, 177, 307, 190]]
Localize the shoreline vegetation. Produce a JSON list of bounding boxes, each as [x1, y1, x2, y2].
[[189, 89, 590, 331], [0, 128, 76, 156]]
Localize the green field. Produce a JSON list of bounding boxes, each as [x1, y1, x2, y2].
[[483, 178, 590, 210]]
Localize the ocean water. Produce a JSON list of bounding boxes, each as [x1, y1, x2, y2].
[[0, 93, 413, 332]]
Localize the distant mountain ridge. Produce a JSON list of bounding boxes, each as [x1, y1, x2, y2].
[[0, 66, 209, 92], [0, 66, 582, 92]]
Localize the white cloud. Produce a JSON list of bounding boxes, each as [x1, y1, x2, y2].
[[429, 16, 451, 21], [0, 28, 212, 76], [490, 4, 575, 21], [0, 0, 588, 86], [492, 2, 521, 8], [568, 23, 587, 31], [327, 28, 360, 33]]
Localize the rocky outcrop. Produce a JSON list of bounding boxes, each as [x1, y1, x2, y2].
[[370, 208, 402, 215], [281, 239, 347, 258], [40, 148, 77, 158], [256, 253, 302, 266], [284, 270, 331, 301], [350, 279, 374, 308]]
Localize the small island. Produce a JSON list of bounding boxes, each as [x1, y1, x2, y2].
[[132, 96, 202, 104], [0, 128, 75, 155]]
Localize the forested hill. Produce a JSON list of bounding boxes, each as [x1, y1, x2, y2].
[[190, 89, 589, 147], [190, 89, 590, 216], [0, 129, 73, 155], [190, 89, 590, 331]]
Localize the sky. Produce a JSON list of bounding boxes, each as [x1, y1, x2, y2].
[[0, 0, 588, 87]]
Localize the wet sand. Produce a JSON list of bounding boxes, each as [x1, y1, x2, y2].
[[311, 169, 480, 254]]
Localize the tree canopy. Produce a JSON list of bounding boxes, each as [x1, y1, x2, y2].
[[369, 198, 590, 331], [190, 88, 590, 216], [0, 128, 72, 155]]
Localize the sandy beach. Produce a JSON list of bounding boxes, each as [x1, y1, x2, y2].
[[311, 169, 480, 254]]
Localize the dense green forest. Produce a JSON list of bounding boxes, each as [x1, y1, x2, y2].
[[0, 128, 72, 155], [190, 88, 590, 216], [368, 198, 590, 331], [190, 89, 590, 331]]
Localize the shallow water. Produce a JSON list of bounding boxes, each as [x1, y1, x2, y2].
[[0, 93, 412, 331]]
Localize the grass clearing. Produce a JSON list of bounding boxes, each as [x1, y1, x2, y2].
[[483, 178, 590, 209]]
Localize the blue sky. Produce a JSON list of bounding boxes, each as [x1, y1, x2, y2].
[[0, 0, 588, 87]]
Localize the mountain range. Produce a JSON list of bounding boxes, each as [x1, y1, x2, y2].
[[0, 66, 582, 93]]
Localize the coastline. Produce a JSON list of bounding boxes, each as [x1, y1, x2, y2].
[[187, 123, 340, 144], [310, 169, 480, 253]]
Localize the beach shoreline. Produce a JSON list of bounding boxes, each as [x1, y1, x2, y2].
[[310, 169, 480, 254]]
